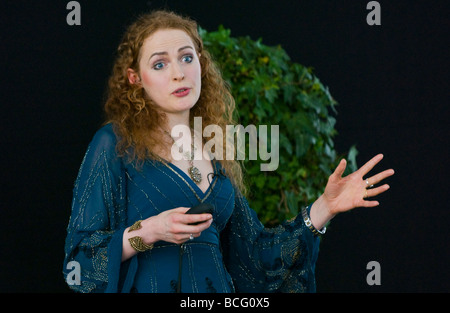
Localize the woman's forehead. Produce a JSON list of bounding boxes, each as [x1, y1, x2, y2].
[[142, 29, 196, 56]]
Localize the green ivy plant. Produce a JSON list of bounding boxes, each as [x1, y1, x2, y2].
[[201, 26, 358, 226]]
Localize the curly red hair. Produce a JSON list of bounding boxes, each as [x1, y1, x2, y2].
[[103, 10, 245, 193]]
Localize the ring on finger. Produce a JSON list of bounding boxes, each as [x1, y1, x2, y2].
[[363, 190, 368, 199], [366, 179, 374, 188], [189, 234, 194, 240]]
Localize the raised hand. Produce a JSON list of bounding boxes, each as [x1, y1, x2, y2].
[[310, 154, 395, 230], [323, 154, 395, 215]]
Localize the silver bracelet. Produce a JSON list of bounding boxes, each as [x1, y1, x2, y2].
[[301, 206, 326, 236]]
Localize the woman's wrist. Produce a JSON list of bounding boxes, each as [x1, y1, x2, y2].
[[127, 220, 154, 252], [137, 217, 158, 246], [122, 217, 157, 262], [309, 194, 336, 231], [302, 206, 327, 236]]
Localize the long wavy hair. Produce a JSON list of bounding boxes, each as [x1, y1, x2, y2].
[[103, 10, 246, 194]]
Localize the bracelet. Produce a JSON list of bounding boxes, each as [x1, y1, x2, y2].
[[129, 219, 144, 232], [301, 206, 326, 236], [128, 236, 154, 252], [128, 220, 154, 252]]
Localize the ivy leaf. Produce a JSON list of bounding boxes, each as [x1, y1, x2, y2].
[[345, 145, 359, 174]]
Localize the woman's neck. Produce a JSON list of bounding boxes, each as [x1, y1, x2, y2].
[[157, 110, 193, 161], [165, 110, 190, 133]]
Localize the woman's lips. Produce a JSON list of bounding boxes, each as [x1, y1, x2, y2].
[[172, 87, 191, 97]]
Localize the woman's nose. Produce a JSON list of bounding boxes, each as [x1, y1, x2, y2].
[[172, 64, 185, 81]]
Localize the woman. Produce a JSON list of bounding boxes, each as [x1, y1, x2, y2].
[[63, 10, 394, 293]]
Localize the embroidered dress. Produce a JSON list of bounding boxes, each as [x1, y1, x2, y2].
[[63, 124, 320, 293]]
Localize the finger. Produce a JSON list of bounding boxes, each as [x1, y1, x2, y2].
[[174, 217, 213, 234], [365, 169, 395, 187], [182, 213, 213, 225], [192, 232, 201, 238], [189, 232, 203, 240], [331, 158, 347, 179], [181, 232, 200, 242], [360, 200, 380, 208], [358, 154, 384, 176], [170, 207, 212, 224], [177, 231, 203, 244], [366, 184, 390, 198], [170, 207, 191, 214]]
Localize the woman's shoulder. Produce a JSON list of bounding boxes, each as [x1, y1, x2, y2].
[[91, 123, 117, 142], [88, 123, 119, 154]]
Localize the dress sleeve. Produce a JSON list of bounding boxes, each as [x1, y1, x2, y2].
[[62, 125, 136, 293], [220, 191, 321, 293]]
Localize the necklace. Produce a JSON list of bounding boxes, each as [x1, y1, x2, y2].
[[165, 130, 202, 184]]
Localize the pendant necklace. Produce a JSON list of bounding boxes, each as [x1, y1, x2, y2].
[[165, 130, 202, 184]]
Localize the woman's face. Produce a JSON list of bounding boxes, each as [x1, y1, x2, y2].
[[129, 28, 202, 115]]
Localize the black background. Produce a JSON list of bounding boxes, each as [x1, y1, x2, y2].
[[1, 0, 449, 293]]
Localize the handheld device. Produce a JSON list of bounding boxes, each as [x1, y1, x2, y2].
[[186, 203, 214, 215], [185, 203, 214, 225]]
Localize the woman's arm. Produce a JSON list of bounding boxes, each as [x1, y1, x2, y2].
[[63, 125, 129, 292]]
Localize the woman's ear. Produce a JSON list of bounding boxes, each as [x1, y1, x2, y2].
[[127, 68, 141, 85]]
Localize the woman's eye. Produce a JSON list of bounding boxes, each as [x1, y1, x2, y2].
[[182, 55, 193, 63], [153, 62, 165, 70]]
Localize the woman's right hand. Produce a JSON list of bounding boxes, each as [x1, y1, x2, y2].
[[122, 207, 213, 261], [142, 207, 213, 245]]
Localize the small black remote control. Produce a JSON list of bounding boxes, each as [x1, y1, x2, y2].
[[185, 203, 214, 225]]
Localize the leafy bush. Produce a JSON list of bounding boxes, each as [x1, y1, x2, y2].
[[201, 26, 358, 226]]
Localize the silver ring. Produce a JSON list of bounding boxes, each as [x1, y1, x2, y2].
[[366, 179, 374, 188], [189, 234, 194, 240]]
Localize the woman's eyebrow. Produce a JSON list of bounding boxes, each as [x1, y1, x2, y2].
[[148, 45, 194, 61]]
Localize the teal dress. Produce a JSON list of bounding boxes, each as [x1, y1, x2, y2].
[[63, 124, 320, 293]]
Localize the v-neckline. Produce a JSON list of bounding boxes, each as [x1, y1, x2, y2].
[[157, 157, 218, 202]]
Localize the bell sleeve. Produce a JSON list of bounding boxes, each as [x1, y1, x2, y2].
[[62, 125, 137, 293], [220, 191, 321, 293]]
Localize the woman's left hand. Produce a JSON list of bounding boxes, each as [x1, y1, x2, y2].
[[324, 153, 395, 215], [310, 154, 395, 229]]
